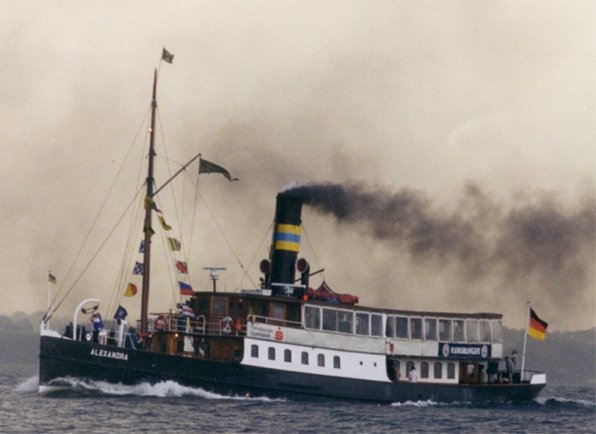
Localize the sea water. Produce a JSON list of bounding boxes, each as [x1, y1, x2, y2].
[[1, 374, 594, 433]]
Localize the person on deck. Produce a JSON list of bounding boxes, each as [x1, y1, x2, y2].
[[92, 313, 104, 343], [478, 364, 488, 384], [408, 365, 418, 383], [511, 350, 518, 368], [505, 356, 514, 383], [176, 303, 184, 332], [487, 360, 499, 383]]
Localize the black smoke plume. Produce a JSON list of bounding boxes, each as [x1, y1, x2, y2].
[[283, 182, 595, 302]]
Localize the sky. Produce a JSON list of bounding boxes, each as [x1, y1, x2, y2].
[[1, 1, 594, 331]]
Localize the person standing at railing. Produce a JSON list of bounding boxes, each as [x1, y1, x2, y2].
[[92, 313, 104, 344], [182, 302, 195, 330], [176, 303, 185, 332], [505, 356, 515, 383]]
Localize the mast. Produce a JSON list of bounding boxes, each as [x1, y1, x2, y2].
[[140, 69, 158, 334]]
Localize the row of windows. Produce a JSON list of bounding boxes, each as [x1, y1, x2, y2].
[[397, 360, 456, 380], [250, 345, 341, 369], [386, 316, 502, 343], [304, 305, 503, 343], [304, 306, 384, 336]]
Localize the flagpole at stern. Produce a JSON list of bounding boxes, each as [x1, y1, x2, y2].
[[520, 301, 530, 382], [46, 273, 53, 330]]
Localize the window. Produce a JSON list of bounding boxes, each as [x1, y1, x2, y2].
[[385, 316, 395, 338], [434, 362, 442, 379], [304, 306, 320, 330], [491, 319, 503, 343], [355, 312, 370, 335], [333, 355, 341, 369], [438, 319, 451, 341], [447, 362, 455, 379], [284, 349, 292, 363], [479, 320, 491, 342], [322, 308, 338, 331], [317, 354, 325, 367], [453, 319, 465, 342], [251, 344, 259, 358], [421, 362, 429, 379], [212, 298, 227, 316], [410, 317, 423, 339], [301, 351, 309, 365], [371, 314, 383, 337], [268, 347, 275, 360], [406, 361, 415, 374], [270, 302, 285, 319], [424, 318, 437, 341], [337, 311, 353, 333], [466, 319, 479, 342], [396, 316, 409, 339]]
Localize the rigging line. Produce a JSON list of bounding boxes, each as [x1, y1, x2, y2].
[[46, 105, 152, 312], [107, 195, 139, 315], [187, 172, 201, 264], [233, 220, 274, 292], [155, 110, 184, 241], [47, 185, 146, 321], [163, 224, 181, 309], [154, 195, 184, 308], [108, 190, 145, 317], [196, 189, 258, 289], [152, 110, 190, 303], [107, 137, 149, 317], [301, 222, 322, 275], [107, 116, 159, 315]]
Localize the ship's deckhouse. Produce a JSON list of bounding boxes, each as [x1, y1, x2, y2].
[[299, 302, 503, 358], [238, 296, 504, 385]]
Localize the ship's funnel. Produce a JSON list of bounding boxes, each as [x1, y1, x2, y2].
[[268, 192, 303, 295]]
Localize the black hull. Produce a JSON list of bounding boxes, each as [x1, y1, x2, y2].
[[39, 336, 545, 403]]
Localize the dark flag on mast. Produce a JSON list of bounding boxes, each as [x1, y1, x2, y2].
[[161, 47, 174, 64], [199, 158, 239, 182], [114, 305, 128, 320]]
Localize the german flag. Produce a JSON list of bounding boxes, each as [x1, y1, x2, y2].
[[528, 307, 548, 340]]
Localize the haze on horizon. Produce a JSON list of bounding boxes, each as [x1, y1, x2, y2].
[[1, 1, 594, 331]]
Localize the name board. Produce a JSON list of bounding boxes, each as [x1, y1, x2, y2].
[[248, 324, 275, 340], [438, 343, 491, 360]]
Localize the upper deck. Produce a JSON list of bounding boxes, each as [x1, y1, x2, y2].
[[189, 290, 504, 358]]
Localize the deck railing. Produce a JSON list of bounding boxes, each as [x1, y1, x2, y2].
[[144, 314, 247, 337], [250, 315, 303, 328], [64, 314, 248, 348]]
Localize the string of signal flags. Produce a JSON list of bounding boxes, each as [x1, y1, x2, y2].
[[124, 156, 238, 298]]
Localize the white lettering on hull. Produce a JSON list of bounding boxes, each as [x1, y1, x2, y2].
[[90, 348, 129, 361]]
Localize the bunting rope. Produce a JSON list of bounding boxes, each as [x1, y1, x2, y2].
[[107, 184, 146, 316]]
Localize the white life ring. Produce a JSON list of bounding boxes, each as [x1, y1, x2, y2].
[[222, 316, 233, 334]]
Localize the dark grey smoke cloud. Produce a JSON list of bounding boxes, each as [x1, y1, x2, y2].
[[284, 181, 596, 302]]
